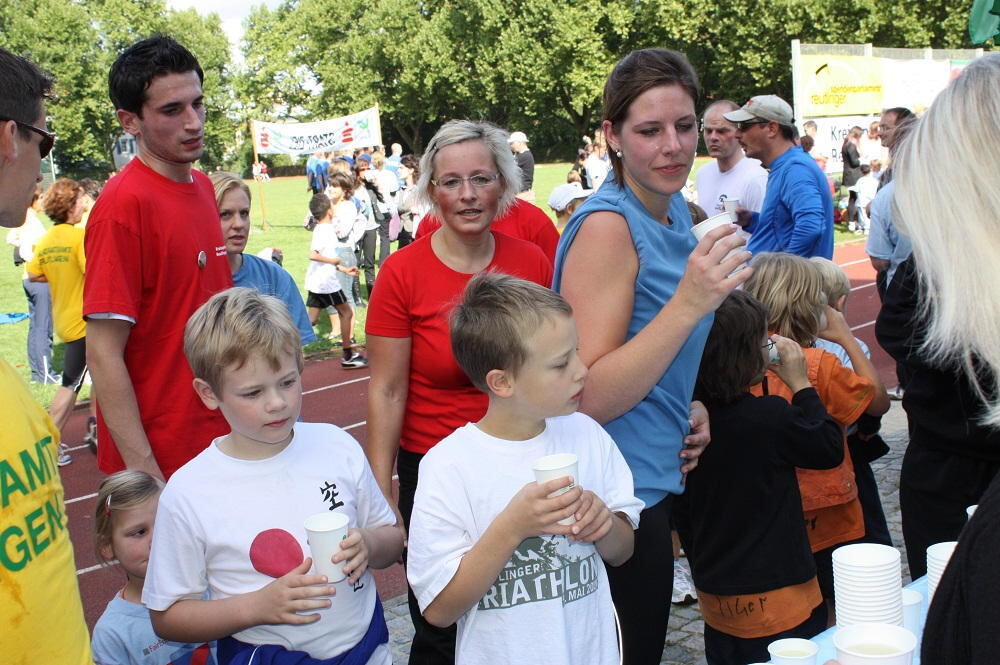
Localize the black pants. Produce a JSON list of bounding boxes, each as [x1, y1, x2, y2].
[[357, 229, 377, 299], [397, 448, 456, 665], [846, 189, 859, 224], [900, 442, 1000, 578], [607, 495, 674, 665], [377, 214, 392, 267], [703, 602, 827, 665]]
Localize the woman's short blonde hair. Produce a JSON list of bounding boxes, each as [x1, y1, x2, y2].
[[809, 257, 851, 307], [184, 287, 303, 394], [209, 171, 251, 209], [743, 252, 826, 345], [416, 120, 520, 219], [894, 52, 1000, 424]]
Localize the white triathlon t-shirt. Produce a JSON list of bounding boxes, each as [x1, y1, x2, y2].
[[407, 412, 644, 665], [695, 156, 769, 216], [143, 422, 396, 663]]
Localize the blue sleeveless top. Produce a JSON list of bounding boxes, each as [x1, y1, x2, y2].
[[553, 181, 713, 505]]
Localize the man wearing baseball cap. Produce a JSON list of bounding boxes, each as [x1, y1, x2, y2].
[[725, 95, 834, 258], [508, 130, 535, 202]]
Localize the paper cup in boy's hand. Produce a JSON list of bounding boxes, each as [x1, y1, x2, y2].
[[691, 213, 750, 275], [532, 453, 579, 526], [304, 512, 350, 583]]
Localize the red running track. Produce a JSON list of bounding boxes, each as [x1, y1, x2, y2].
[[58, 239, 896, 631]]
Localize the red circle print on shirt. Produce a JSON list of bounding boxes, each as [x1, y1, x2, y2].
[[249, 529, 304, 578]]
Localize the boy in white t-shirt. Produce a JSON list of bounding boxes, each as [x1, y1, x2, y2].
[[407, 272, 643, 665], [142, 287, 404, 665]]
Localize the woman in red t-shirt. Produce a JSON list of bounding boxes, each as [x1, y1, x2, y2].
[[365, 120, 552, 663]]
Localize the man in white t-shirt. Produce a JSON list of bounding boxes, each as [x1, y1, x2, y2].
[[695, 100, 768, 217]]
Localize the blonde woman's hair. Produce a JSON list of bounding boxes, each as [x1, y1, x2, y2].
[[809, 257, 851, 307], [94, 470, 163, 564], [893, 52, 1000, 425], [416, 120, 520, 219], [743, 252, 826, 345], [184, 287, 304, 394], [209, 171, 251, 209]]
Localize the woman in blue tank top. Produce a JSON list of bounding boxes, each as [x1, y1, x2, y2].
[[552, 49, 752, 665]]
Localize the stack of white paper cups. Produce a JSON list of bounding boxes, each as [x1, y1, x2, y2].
[[832, 543, 903, 627], [926, 541, 957, 600]]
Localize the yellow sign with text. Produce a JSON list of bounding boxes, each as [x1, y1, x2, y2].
[[800, 55, 884, 117]]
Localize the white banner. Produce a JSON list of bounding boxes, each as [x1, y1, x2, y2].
[[252, 107, 382, 155]]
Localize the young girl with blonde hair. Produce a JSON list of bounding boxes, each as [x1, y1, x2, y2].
[[744, 252, 889, 613]]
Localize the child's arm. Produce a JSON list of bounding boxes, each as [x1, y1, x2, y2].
[[568, 490, 634, 567], [308, 250, 359, 275], [333, 524, 405, 585], [818, 306, 890, 416], [150, 558, 334, 644], [422, 477, 582, 628]]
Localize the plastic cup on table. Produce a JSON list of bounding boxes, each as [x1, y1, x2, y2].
[[833, 622, 917, 664], [304, 511, 351, 583], [967, 504, 978, 520], [901, 588, 923, 635], [767, 636, 818, 664], [532, 453, 579, 525]]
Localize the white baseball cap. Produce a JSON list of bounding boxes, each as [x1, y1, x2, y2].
[[723, 95, 795, 127], [548, 183, 592, 212], [508, 131, 529, 144]]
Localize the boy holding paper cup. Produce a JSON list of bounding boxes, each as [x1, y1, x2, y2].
[[407, 272, 643, 665], [142, 288, 403, 664]]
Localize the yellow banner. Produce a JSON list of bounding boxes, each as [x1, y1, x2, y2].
[[799, 55, 884, 117]]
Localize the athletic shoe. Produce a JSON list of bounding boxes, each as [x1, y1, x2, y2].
[[341, 352, 369, 369], [671, 559, 697, 605], [57, 443, 72, 467], [83, 416, 98, 455]]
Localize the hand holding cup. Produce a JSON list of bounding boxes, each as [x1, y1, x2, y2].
[[769, 334, 811, 393]]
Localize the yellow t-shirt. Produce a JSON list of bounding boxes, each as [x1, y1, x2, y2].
[[25, 223, 86, 342], [0, 358, 92, 663]]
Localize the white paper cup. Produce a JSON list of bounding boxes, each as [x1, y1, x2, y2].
[[926, 541, 957, 599], [967, 504, 978, 520], [723, 198, 741, 222], [532, 453, 578, 525], [691, 213, 749, 274], [901, 589, 923, 634], [304, 511, 350, 583], [767, 637, 818, 664], [833, 623, 917, 664], [833, 543, 901, 568]]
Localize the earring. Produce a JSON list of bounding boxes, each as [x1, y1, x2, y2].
[[615, 150, 623, 158]]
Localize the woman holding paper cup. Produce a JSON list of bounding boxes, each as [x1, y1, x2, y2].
[[365, 119, 552, 664], [552, 48, 752, 665], [875, 52, 1000, 664]]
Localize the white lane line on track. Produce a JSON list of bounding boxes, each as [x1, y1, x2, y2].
[[65, 443, 93, 452], [66, 491, 97, 505], [78, 562, 109, 576], [851, 282, 876, 293], [838, 258, 871, 268], [303, 375, 370, 395], [850, 320, 876, 332]]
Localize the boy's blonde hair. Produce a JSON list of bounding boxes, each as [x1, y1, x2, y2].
[[451, 272, 572, 392], [743, 252, 826, 345], [94, 470, 163, 564], [184, 287, 304, 394], [809, 257, 851, 307]]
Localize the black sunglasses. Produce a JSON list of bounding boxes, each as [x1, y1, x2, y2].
[[1, 117, 55, 158], [735, 119, 771, 132]]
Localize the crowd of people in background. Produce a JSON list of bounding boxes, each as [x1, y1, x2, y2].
[[4, 28, 1000, 665]]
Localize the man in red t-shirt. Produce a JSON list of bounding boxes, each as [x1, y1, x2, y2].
[[415, 197, 559, 264], [84, 36, 232, 480]]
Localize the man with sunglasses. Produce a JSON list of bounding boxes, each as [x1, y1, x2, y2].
[[725, 95, 834, 259], [0, 47, 93, 665], [84, 36, 232, 482]]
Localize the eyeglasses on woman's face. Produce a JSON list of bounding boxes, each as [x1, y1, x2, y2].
[[430, 173, 500, 191]]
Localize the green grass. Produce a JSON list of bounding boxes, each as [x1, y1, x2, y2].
[[2, 164, 860, 408]]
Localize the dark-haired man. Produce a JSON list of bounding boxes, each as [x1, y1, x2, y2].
[[0, 47, 93, 664], [727, 95, 834, 259], [84, 35, 232, 480]]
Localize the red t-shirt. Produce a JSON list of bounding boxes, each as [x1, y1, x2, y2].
[[84, 158, 233, 478], [366, 233, 553, 454], [415, 198, 559, 265]]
